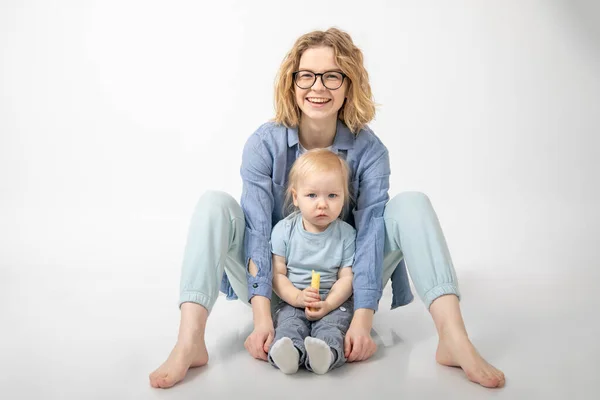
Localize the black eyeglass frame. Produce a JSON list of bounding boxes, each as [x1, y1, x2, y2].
[[292, 70, 348, 90]]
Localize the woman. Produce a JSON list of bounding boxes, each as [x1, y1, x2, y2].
[[150, 27, 505, 389]]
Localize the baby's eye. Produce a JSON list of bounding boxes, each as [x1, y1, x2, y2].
[[307, 193, 317, 198], [328, 194, 338, 198]]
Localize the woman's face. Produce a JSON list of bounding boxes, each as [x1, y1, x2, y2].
[[294, 46, 348, 124]]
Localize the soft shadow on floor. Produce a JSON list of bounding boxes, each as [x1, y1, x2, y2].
[[176, 364, 211, 388], [212, 322, 254, 362]]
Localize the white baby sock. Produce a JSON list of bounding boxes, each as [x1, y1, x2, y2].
[[270, 337, 299, 374], [305, 337, 333, 375]]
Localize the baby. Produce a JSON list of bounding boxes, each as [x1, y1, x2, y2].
[[268, 148, 356, 374]]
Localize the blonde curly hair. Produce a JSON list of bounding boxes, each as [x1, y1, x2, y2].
[[273, 28, 376, 134]]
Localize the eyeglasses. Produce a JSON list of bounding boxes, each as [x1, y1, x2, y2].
[[292, 70, 347, 90]]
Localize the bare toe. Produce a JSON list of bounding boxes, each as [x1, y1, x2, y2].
[[158, 375, 175, 389], [149, 340, 209, 389], [437, 336, 505, 389]]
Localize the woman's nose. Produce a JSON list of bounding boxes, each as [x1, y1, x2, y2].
[[312, 77, 326, 91]]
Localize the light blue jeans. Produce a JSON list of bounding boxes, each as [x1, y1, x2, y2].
[[179, 191, 460, 314]]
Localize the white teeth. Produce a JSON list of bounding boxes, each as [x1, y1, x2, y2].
[[307, 98, 330, 103]]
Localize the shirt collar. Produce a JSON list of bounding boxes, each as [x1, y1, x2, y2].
[[287, 120, 355, 150]]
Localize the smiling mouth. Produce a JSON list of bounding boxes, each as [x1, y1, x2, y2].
[[306, 97, 331, 104]]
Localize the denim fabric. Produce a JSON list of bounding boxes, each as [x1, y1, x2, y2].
[[235, 120, 399, 311]]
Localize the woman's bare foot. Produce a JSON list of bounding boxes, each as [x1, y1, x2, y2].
[[149, 303, 210, 389], [149, 338, 209, 388], [429, 295, 505, 388], [436, 334, 505, 388]]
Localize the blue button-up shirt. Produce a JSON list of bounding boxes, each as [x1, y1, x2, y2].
[[220, 120, 414, 311]]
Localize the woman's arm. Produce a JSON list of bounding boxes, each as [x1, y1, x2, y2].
[[346, 140, 391, 361], [351, 145, 390, 312], [241, 133, 276, 305], [248, 259, 274, 325], [240, 132, 277, 360]]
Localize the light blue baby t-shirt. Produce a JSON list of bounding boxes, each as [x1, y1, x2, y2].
[[270, 212, 356, 296]]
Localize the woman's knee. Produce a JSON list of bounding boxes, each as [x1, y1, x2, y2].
[[198, 190, 235, 205], [384, 191, 432, 219], [195, 190, 242, 217]]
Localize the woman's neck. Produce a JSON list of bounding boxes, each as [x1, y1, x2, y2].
[[298, 116, 337, 149]]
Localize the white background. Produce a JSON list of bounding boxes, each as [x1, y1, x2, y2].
[[1, 1, 599, 398], [2, 0, 598, 277]]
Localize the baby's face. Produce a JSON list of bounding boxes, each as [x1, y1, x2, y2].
[[292, 170, 345, 232]]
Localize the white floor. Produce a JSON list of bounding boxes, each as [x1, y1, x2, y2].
[[2, 201, 599, 400], [2, 263, 599, 399]]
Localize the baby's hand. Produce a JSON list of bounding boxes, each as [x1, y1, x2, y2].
[[295, 287, 320, 308], [305, 300, 333, 321]]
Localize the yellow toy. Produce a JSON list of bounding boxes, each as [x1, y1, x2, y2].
[[310, 270, 320, 311]]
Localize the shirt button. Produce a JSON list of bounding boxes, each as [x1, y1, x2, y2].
[[252, 283, 258, 288], [340, 306, 346, 312]]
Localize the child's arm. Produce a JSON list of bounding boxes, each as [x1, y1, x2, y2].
[[272, 254, 320, 308], [323, 266, 353, 310], [272, 254, 300, 304]]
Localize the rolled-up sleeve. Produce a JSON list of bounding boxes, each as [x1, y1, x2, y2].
[[351, 146, 390, 311], [240, 133, 274, 302]]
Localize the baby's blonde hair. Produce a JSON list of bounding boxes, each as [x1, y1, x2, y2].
[[273, 27, 376, 134], [284, 149, 352, 218]]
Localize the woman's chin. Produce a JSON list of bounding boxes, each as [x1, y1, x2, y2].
[[301, 109, 337, 121]]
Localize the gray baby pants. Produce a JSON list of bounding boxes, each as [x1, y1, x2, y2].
[[268, 297, 354, 373]]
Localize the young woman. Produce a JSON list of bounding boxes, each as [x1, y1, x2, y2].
[[150, 27, 505, 389]]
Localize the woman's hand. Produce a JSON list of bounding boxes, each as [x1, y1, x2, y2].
[[244, 321, 274, 361], [245, 295, 274, 361], [294, 287, 321, 308], [344, 309, 377, 362]]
